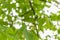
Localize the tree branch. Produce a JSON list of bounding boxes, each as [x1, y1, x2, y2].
[[29, 0, 40, 38]]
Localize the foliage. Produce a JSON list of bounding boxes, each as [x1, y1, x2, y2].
[[0, 0, 60, 40]]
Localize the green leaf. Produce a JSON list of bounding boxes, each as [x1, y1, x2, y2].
[[0, 0, 5, 3], [44, 16, 56, 30], [23, 11, 35, 23], [7, 15, 12, 21], [38, 18, 45, 31], [0, 19, 8, 26], [15, 23, 26, 39], [23, 29, 38, 40], [50, 14, 57, 21], [58, 29, 60, 34]]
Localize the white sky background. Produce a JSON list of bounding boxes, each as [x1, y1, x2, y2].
[[43, 0, 60, 16], [0, 0, 60, 40]]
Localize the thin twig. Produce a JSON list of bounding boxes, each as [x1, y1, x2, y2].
[[29, 0, 40, 38]]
